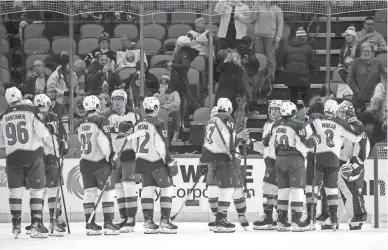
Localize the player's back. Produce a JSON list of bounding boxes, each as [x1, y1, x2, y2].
[[271, 118, 308, 157], [77, 115, 112, 163], [132, 116, 169, 163], [201, 113, 236, 163], [0, 104, 47, 165]]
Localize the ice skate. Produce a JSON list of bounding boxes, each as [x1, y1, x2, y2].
[[329, 208, 339, 231], [253, 213, 276, 230], [159, 217, 178, 234], [291, 211, 309, 232], [115, 217, 130, 233], [25, 224, 32, 236], [238, 215, 249, 231], [276, 211, 291, 232], [57, 215, 67, 229], [48, 219, 65, 237], [143, 217, 159, 234], [316, 213, 332, 230], [124, 217, 135, 233], [30, 217, 49, 239], [302, 203, 316, 230], [104, 221, 121, 235], [208, 221, 216, 232], [12, 216, 21, 239], [349, 213, 367, 230], [214, 213, 235, 233], [86, 219, 102, 236]]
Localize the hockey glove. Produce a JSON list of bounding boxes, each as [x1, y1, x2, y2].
[[46, 122, 58, 135], [108, 152, 120, 170], [167, 159, 178, 177], [307, 134, 321, 148], [262, 133, 271, 147], [59, 139, 69, 157], [119, 121, 133, 133], [198, 163, 208, 176]]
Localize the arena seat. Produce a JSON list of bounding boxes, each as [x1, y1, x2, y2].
[[0, 25, 7, 38], [375, 10, 387, 39], [163, 38, 177, 53], [0, 38, 10, 54], [118, 67, 137, 81], [144, 24, 166, 40], [51, 36, 76, 55], [144, 12, 168, 24], [23, 23, 46, 41], [1, 68, 10, 84], [190, 106, 210, 146], [191, 55, 206, 87], [78, 37, 98, 55], [109, 37, 122, 52], [80, 24, 104, 39], [26, 54, 49, 69], [114, 24, 139, 39], [24, 37, 50, 54], [136, 38, 162, 55], [150, 54, 173, 68], [168, 24, 193, 38], [149, 67, 168, 81], [1, 55, 9, 70], [188, 68, 200, 99], [171, 11, 196, 24]]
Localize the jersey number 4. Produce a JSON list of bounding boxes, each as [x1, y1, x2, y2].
[[80, 133, 92, 154], [136, 132, 150, 153], [6, 121, 29, 145]]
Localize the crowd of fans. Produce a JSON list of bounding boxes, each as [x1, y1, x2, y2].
[[0, 0, 387, 148]]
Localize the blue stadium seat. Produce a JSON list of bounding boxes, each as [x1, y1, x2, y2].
[[78, 37, 98, 55], [150, 54, 173, 68], [171, 11, 197, 24], [136, 38, 162, 55], [144, 24, 166, 40], [1, 55, 8, 70], [109, 37, 122, 52], [114, 24, 138, 39], [1, 67, 10, 84], [24, 37, 50, 54], [0, 38, 10, 54], [23, 23, 45, 41], [0, 25, 7, 38], [149, 68, 168, 81], [80, 24, 104, 39], [144, 12, 168, 24], [168, 24, 193, 38], [51, 36, 76, 55], [118, 67, 137, 81]]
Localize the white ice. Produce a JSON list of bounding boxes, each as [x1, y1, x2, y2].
[[1, 223, 387, 250]]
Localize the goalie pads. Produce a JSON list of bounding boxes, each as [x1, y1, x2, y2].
[[340, 162, 364, 182]]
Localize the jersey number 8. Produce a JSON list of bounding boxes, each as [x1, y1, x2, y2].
[[6, 121, 29, 145], [324, 129, 335, 148]]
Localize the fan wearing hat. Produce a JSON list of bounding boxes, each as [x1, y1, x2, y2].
[[84, 32, 117, 67], [337, 26, 359, 83]]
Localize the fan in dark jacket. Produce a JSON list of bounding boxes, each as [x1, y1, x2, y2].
[[280, 27, 317, 107], [167, 36, 200, 121], [214, 51, 245, 115], [84, 32, 117, 68]]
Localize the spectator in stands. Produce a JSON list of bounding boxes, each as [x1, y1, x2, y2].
[[86, 53, 121, 95], [251, 1, 284, 83], [47, 52, 79, 113], [23, 60, 50, 99], [154, 74, 181, 142], [124, 62, 159, 107], [214, 51, 245, 114], [358, 67, 387, 146], [236, 36, 260, 106], [279, 27, 316, 108], [336, 27, 359, 83], [98, 93, 111, 113], [84, 32, 116, 67], [168, 36, 200, 124], [46, 88, 64, 121], [356, 16, 387, 52], [116, 36, 148, 71], [73, 59, 87, 94], [187, 17, 215, 57], [347, 42, 380, 112], [214, 0, 251, 50]]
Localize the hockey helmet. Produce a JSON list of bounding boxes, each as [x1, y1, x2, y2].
[[22, 99, 34, 106], [34, 94, 51, 108], [268, 100, 283, 120], [143, 97, 160, 112], [216, 98, 233, 114], [5, 87, 22, 105], [210, 106, 218, 118], [111, 89, 127, 103], [83, 95, 100, 112], [337, 100, 357, 123], [324, 99, 339, 115], [280, 101, 297, 117]]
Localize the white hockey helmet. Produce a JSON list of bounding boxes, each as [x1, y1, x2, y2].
[[324, 99, 339, 115], [111, 89, 127, 104], [280, 101, 298, 117], [83, 95, 100, 112], [216, 98, 233, 114], [34, 94, 51, 108], [210, 106, 218, 118], [5, 87, 22, 105], [22, 99, 34, 106], [143, 96, 160, 112], [269, 99, 283, 110]]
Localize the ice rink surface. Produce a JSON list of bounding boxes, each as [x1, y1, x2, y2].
[[1, 223, 387, 250]]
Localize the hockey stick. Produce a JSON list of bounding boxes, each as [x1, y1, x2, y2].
[[57, 155, 71, 234], [310, 145, 317, 231], [87, 131, 145, 224], [170, 175, 203, 221]]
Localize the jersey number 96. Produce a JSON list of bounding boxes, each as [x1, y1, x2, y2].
[[6, 121, 29, 146]]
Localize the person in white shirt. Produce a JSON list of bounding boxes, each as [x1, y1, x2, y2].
[[116, 36, 148, 71]]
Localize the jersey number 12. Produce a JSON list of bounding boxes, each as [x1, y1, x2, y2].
[[136, 132, 150, 153]]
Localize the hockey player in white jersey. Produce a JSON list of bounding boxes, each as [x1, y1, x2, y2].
[[77, 95, 120, 236], [253, 100, 282, 230], [337, 101, 370, 230], [0, 87, 59, 239], [304, 100, 361, 230], [200, 98, 247, 233], [23, 94, 68, 237], [131, 97, 178, 234], [103, 89, 139, 233]]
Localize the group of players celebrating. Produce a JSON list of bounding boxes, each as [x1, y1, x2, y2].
[[0, 85, 369, 238]]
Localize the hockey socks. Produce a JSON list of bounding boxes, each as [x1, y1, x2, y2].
[[233, 188, 246, 215], [207, 185, 219, 216], [115, 183, 127, 219], [160, 186, 174, 218], [9, 187, 24, 219], [101, 190, 115, 223], [123, 181, 138, 218], [30, 189, 45, 220], [290, 188, 304, 219]]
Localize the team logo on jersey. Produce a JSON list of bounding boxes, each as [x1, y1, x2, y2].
[[66, 165, 84, 200], [0, 166, 7, 187]]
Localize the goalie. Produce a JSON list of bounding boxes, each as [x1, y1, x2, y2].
[[337, 101, 370, 230]]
